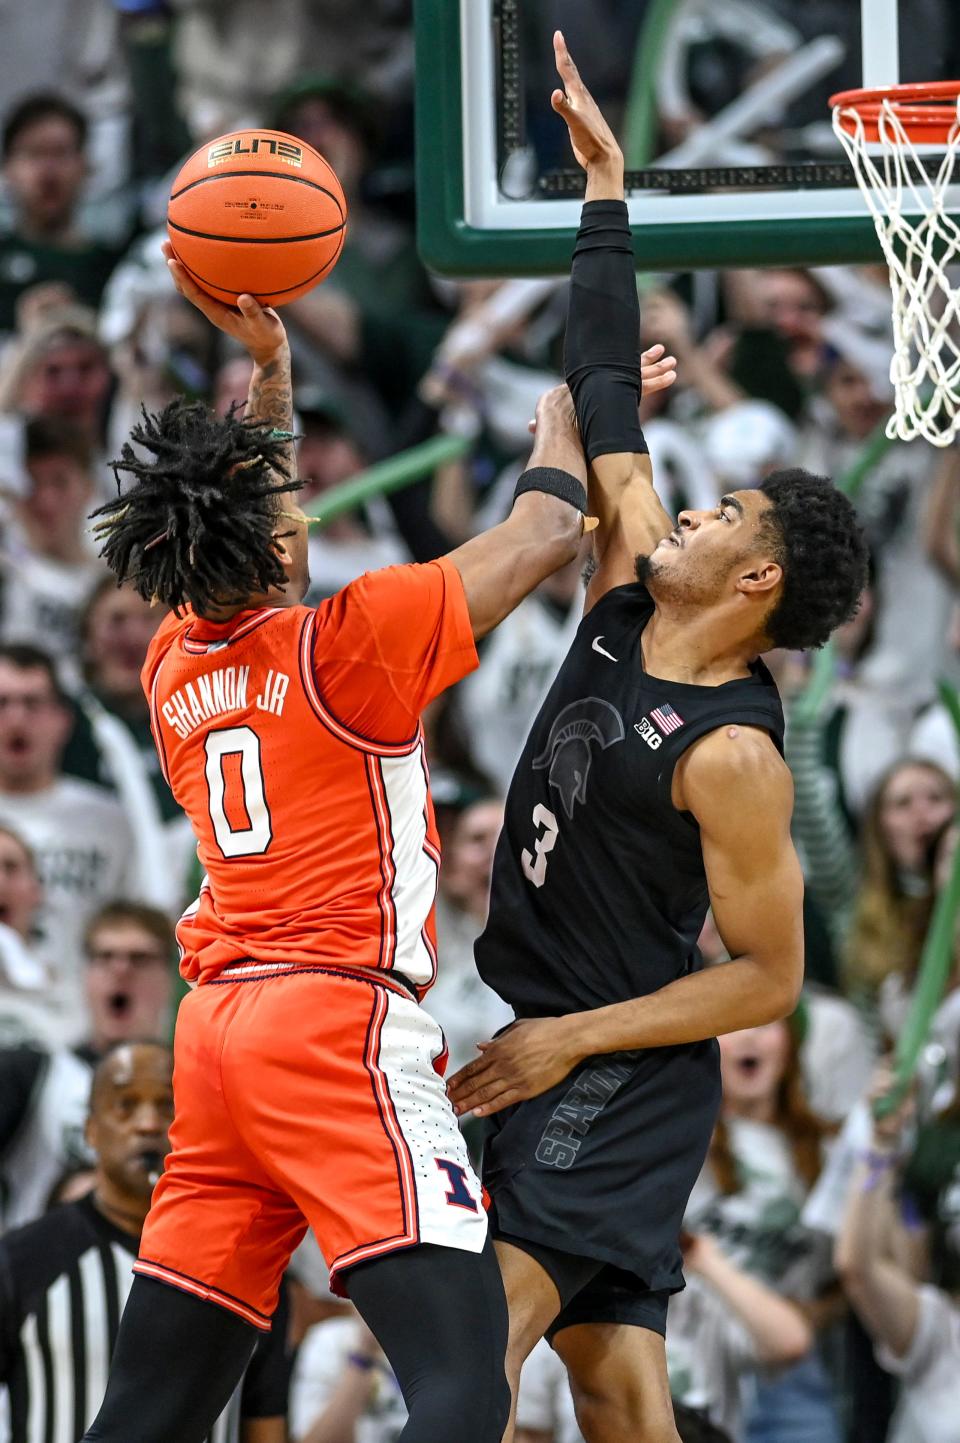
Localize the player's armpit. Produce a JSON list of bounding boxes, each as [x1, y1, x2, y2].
[[677, 724, 804, 1017], [584, 450, 674, 611]]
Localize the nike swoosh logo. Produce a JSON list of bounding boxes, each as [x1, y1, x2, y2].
[[591, 636, 618, 662]]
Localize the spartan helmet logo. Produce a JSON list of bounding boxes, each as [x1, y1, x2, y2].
[[532, 698, 625, 820]]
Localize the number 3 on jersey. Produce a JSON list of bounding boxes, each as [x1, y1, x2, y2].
[[204, 726, 272, 857], [521, 803, 559, 888]]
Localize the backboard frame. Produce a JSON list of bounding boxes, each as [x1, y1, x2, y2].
[[414, 0, 920, 276]]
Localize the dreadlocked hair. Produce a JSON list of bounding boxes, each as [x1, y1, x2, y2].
[[90, 398, 301, 616]]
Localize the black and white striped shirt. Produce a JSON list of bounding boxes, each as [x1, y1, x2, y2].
[[0, 1195, 290, 1443]]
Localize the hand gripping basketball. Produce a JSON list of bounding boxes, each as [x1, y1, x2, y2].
[[162, 240, 286, 365]]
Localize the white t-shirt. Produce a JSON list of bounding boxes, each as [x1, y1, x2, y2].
[[685, 1119, 834, 1301], [0, 779, 139, 1017], [289, 1317, 407, 1443], [909, 703, 960, 781], [802, 988, 875, 1122], [878, 1285, 960, 1443], [0, 924, 66, 1048], [667, 1278, 758, 1440], [0, 524, 102, 680]]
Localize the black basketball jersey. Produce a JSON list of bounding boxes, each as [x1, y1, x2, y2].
[[476, 583, 785, 1018]]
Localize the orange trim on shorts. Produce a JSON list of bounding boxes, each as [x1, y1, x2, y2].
[[133, 1259, 272, 1331]]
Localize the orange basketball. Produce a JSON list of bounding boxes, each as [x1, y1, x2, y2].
[[166, 129, 347, 307]]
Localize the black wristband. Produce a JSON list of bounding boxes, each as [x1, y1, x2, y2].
[[514, 467, 587, 513]]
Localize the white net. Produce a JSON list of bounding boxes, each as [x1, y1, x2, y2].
[[832, 93, 960, 447]]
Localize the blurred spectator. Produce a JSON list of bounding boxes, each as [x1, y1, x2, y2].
[[686, 1021, 842, 1442], [0, 1041, 292, 1441], [0, 94, 125, 332], [698, 912, 872, 1121], [0, 307, 114, 481], [429, 796, 513, 1078], [800, 350, 952, 711], [289, 1309, 406, 1443], [835, 1067, 960, 1443], [0, 644, 142, 1009], [846, 759, 956, 1005], [0, 826, 62, 1047], [296, 390, 405, 603], [276, 75, 428, 324], [0, 900, 174, 1231], [62, 579, 187, 911], [0, 415, 104, 672]]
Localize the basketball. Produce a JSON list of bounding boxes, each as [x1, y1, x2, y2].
[[166, 129, 347, 308]]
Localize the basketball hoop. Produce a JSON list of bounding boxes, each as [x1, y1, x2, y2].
[[831, 81, 960, 447]]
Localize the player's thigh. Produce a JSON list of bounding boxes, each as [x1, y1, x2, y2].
[[222, 975, 488, 1289], [139, 984, 306, 1327], [554, 1323, 679, 1443]]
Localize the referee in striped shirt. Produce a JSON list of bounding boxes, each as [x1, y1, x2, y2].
[[0, 1041, 291, 1443]]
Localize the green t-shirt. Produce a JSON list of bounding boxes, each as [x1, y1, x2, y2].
[[0, 234, 124, 330]]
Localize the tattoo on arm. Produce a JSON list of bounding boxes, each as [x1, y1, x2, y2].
[[246, 349, 296, 477]]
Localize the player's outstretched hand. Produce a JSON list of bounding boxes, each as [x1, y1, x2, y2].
[[447, 1016, 583, 1118], [162, 240, 287, 365], [551, 30, 622, 175]]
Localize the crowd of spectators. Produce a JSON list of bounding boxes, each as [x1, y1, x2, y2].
[[0, 3, 959, 1442]]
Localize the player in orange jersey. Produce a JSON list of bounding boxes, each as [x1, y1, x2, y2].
[[80, 245, 676, 1443]]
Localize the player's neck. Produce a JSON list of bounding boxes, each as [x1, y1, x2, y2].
[[641, 608, 756, 687]]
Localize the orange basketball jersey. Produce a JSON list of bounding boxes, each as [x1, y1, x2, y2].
[[143, 559, 478, 991]]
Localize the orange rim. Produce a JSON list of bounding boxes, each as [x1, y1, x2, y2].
[[831, 82, 960, 145]]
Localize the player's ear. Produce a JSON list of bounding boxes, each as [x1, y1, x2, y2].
[[735, 560, 782, 597]]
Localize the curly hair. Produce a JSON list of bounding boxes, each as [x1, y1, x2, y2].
[[757, 468, 868, 650], [91, 399, 300, 616]]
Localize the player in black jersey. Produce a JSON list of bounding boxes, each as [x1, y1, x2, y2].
[[447, 34, 869, 1443]]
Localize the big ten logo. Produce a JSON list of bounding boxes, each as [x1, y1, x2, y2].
[[208, 137, 303, 168], [634, 716, 663, 750]]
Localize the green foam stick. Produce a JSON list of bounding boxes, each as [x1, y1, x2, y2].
[[304, 433, 470, 528], [622, 0, 677, 171]]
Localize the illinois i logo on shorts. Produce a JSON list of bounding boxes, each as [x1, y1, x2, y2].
[[435, 1159, 478, 1212]]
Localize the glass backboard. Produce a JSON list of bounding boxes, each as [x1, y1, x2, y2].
[[415, 0, 960, 275]]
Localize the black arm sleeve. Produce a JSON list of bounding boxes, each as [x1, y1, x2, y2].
[[563, 199, 648, 462]]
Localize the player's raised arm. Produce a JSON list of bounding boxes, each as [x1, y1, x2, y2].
[[553, 31, 677, 610], [162, 242, 297, 480], [444, 384, 596, 640]]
